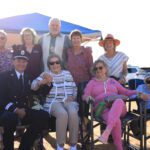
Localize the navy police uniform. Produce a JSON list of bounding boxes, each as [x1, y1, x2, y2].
[[0, 50, 49, 150]]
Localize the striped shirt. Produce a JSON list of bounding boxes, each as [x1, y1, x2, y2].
[[98, 52, 128, 78], [32, 70, 77, 113], [46, 70, 77, 102]]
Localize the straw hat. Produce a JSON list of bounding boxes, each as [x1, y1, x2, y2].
[[99, 34, 120, 47]]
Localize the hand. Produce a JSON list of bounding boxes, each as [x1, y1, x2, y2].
[[140, 93, 149, 100], [39, 73, 53, 85], [118, 77, 126, 84], [65, 96, 75, 102], [15, 108, 26, 119]]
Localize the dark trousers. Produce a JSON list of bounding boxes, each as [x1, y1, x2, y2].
[[0, 109, 49, 150]]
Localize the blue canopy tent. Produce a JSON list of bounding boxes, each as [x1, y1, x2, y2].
[[0, 12, 101, 35]]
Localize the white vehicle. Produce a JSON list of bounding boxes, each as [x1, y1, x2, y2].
[[126, 66, 146, 82]]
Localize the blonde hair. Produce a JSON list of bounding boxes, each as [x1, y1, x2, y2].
[[20, 27, 37, 44], [0, 30, 7, 38]]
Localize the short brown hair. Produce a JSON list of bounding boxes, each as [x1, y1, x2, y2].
[[69, 29, 82, 40]]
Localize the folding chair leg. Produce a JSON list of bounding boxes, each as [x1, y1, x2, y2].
[[0, 127, 4, 150], [79, 119, 87, 150], [90, 103, 94, 150]]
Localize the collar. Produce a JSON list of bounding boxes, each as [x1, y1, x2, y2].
[[15, 70, 24, 79], [49, 33, 62, 37]]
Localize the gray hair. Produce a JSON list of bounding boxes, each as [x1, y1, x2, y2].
[[91, 59, 108, 76], [47, 54, 62, 69], [48, 18, 61, 27]]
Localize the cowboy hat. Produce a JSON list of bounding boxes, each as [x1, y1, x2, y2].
[[99, 34, 120, 47]]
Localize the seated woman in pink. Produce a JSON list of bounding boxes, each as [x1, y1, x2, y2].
[[83, 59, 147, 150]]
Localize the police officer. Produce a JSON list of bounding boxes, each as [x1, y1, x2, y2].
[[0, 50, 49, 150]]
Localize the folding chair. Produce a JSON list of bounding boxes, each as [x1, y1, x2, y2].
[[77, 81, 102, 150], [77, 81, 143, 150], [125, 78, 150, 150]]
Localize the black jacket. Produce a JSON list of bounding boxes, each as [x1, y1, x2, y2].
[[0, 70, 31, 113]]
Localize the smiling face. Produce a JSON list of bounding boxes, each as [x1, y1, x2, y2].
[[22, 30, 34, 44], [48, 56, 61, 74], [71, 35, 82, 48], [13, 58, 28, 73], [49, 19, 61, 37], [93, 61, 108, 79], [104, 39, 115, 52]]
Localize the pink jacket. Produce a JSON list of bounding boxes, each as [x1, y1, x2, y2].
[[83, 78, 137, 107]]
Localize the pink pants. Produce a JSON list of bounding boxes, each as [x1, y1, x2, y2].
[[102, 99, 127, 150]]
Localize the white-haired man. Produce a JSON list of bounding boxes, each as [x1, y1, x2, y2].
[[39, 18, 71, 71]]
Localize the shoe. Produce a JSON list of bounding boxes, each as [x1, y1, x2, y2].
[[70, 145, 77, 150], [99, 136, 108, 144], [98, 128, 111, 144], [57, 144, 64, 150]]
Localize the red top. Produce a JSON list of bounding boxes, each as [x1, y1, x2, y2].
[[67, 46, 93, 85]]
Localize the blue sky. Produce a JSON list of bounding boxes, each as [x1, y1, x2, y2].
[[1, 0, 150, 67]]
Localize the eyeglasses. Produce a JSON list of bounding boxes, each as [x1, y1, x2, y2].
[[49, 61, 60, 65], [94, 66, 103, 71], [146, 80, 150, 84], [0, 37, 6, 40]]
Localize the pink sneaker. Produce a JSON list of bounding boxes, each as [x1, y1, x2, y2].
[[98, 129, 110, 144], [99, 135, 108, 144]]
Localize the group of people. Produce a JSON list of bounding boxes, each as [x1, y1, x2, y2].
[[0, 16, 150, 150]]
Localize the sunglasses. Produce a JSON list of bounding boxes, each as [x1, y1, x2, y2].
[[0, 37, 6, 40], [146, 80, 150, 84], [94, 66, 103, 71], [49, 61, 60, 65]]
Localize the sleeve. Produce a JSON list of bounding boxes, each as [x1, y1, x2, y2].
[[0, 73, 16, 112], [136, 84, 144, 93], [66, 71, 77, 98], [62, 35, 72, 69], [82, 80, 93, 101], [31, 76, 43, 91], [85, 47, 93, 76], [121, 52, 129, 62], [115, 79, 137, 96]]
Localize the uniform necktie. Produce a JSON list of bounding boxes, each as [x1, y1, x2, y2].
[[19, 74, 24, 90]]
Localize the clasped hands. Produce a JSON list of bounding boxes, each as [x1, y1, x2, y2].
[[38, 73, 53, 86]]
